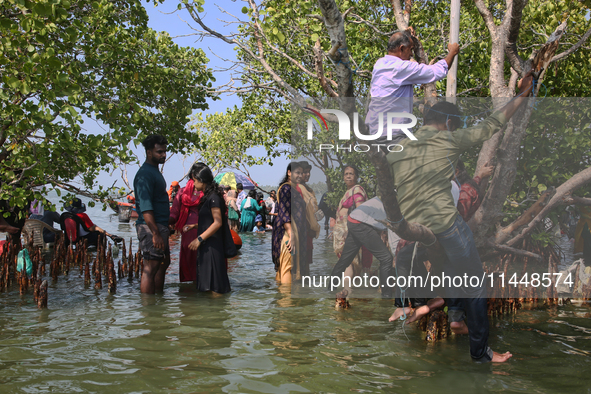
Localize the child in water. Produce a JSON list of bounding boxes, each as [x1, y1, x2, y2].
[[252, 215, 266, 233]]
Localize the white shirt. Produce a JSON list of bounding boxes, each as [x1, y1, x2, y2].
[[349, 197, 388, 231], [451, 180, 460, 207], [365, 56, 448, 138]]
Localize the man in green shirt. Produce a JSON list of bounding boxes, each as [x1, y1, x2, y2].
[[134, 134, 171, 294], [387, 72, 534, 362]]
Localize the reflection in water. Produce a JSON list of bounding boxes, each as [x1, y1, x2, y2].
[[0, 205, 590, 392]]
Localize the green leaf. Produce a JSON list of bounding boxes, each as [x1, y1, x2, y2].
[[6, 77, 20, 89], [20, 82, 30, 94]]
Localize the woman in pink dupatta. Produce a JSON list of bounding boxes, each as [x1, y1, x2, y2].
[[169, 179, 203, 282], [332, 166, 371, 281]]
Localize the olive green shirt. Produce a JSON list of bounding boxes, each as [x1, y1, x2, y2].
[[386, 111, 507, 234]]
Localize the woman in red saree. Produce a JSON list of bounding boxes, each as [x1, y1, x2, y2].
[[169, 178, 203, 282]]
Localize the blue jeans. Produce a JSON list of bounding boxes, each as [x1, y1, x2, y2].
[[436, 216, 492, 362]]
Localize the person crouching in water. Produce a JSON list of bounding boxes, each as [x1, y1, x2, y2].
[[253, 215, 266, 233], [63, 198, 113, 246]]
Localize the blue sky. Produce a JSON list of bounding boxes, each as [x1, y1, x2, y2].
[[93, 1, 291, 192]]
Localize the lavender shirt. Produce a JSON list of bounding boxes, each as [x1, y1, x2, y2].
[[365, 56, 448, 138]]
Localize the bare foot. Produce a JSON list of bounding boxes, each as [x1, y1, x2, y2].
[[450, 321, 469, 335], [492, 351, 513, 362], [389, 307, 412, 322], [335, 289, 349, 299], [335, 297, 350, 310], [405, 305, 430, 324]]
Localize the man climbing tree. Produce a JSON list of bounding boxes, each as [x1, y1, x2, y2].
[[387, 71, 534, 362]]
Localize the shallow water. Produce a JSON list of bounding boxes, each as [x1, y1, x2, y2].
[[1, 206, 591, 393]]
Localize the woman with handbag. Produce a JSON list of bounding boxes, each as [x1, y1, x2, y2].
[[187, 163, 231, 294]]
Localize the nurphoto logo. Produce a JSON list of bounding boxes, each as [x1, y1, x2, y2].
[[305, 106, 417, 153]]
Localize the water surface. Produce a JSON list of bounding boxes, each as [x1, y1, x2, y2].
[[1, 206, 590, 393]]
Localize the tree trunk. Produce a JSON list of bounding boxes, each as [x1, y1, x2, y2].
[[471, 104, 536, 245], [318, 0, 354, 106]]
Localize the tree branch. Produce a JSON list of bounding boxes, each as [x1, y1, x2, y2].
[[119, 165, 132, 191], [391, 0, 408, 30], [49, 180, 112, 204], [474, 0, 511, 97], [504, 0, 527, 74], [494, 187, 556, 245], [407, 28, 437, 106], [473, 0, 498, 39], [551, 25, 591, 62], [348, 13, 396, 36], [185, 2, 308, 108], [404, 0, 412, 26], [489, 241, 543, 261], [258, 22, 324, 84], [317, 0, 354, 101], [342, 6, 354, 19], [308, 14, 324, 22], [506, 166, 591, 247], [312, 39, 339, 98], [563, 196, 591, 206], [457, 85, 484, 96], [530, 20, 567, 92], [508, 67, 519, 92], [472, 19, 569, 242]]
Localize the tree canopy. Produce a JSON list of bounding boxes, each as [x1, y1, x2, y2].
[[0, 0, 215, 215]]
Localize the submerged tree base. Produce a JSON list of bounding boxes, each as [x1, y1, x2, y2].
[[1, 233, 143, 308]]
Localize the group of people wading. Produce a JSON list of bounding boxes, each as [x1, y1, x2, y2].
[[130, 30, 536, 364]]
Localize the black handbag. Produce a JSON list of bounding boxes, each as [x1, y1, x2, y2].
[[222, 216, 238, 258]]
